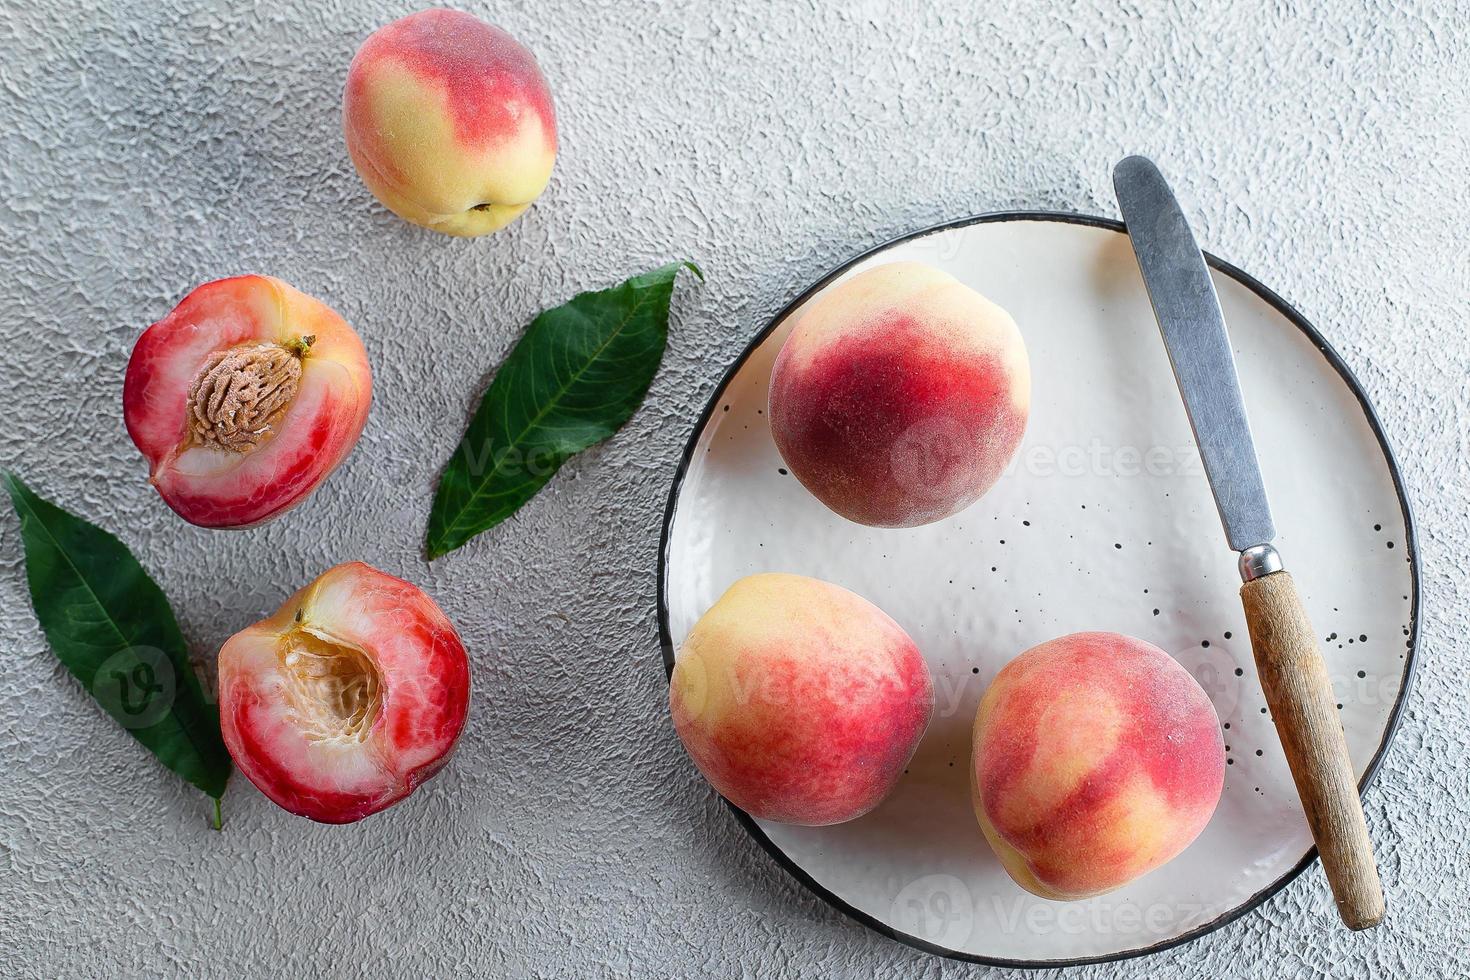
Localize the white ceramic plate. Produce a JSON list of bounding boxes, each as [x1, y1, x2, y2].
[[657, 214, 1419, 967]]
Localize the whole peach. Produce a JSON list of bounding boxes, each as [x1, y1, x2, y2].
[[343, 8, 557, 236], [768, 261, 1030, 527], [669, 573, 933, 826], [971, 632, 1225, 900]]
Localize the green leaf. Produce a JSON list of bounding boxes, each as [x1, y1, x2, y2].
[[426, 261, 701, 558], [5, 473, 232, 820]]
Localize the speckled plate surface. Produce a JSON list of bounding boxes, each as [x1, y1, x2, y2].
[[657, 213, 1417, 967]]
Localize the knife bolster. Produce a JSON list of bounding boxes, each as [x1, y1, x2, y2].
[[1238, 542, 1283, 581]]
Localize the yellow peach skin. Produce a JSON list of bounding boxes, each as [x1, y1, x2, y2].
[[669, 574, 934, 826], [971, 632, 1225, 900], [343, 9, 557, 236]]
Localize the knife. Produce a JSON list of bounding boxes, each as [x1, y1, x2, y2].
[[1112, 155, 1385, 930]]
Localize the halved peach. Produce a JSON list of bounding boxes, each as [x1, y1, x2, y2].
[[122, 276, 371, 528], [218, 562, 470, 824]]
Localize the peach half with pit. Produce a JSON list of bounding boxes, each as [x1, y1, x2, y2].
[[971, 632, 1226, 900], [344, 8, 558, 237], [218, 562, 470, 824], [122, 275, 371, 529], [669, 573, 934, 826], [768, 261, 1030, 528]]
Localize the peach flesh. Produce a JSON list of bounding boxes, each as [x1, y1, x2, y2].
[[971, 632, 1225, 900], [218, 562, 470, 824], [669, 573, 933, 826], [122, 275, 371, 529], [769, 261, 1030, 528], [344, 8, 558, 236]]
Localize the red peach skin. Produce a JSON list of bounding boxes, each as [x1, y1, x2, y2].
[[971, 632, 1225, 899], [122, 276, 371, 528], [218, 562, 470, 824], [670, 573, 934, 826], [344, 9, 558, 236], [769, 261, 1030, 527]]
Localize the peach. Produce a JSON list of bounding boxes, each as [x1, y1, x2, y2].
[[669, 573, 933, 826], [971, 632, 1225, 900], [343, 9, 557, 237], [768, 261, 1030, 527], [218, 562, 470, 824], [123, 276, 371, 529]]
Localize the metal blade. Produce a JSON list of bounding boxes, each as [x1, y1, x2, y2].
[[1112, 155, 1276, 553]]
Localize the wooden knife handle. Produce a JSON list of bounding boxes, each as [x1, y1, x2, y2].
[[1240, 569, 1385, 930]]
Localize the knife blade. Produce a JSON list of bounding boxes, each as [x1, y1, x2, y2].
[[1113, 154, 1386, 931], [1111, 156, 1275, 553]]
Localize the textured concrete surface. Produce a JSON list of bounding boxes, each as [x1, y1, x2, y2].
[[0, 1, 1466, 977]]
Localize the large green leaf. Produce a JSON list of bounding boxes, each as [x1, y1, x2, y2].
[[5, 473, 232, 825], [426, 262, 700, 558]]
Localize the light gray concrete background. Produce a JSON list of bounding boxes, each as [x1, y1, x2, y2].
[[1, 0, 1466, 977]]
